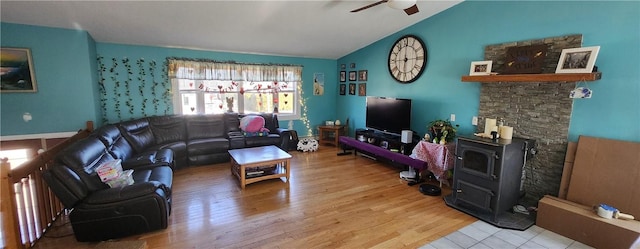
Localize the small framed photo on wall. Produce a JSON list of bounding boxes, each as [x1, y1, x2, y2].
[[340, 71, 346, 82], [339, 84, 346, 95], [358, 70, 368, 81], [348, 83, 356, 95], [358, 83, 366, 96], [348, 71, 357, 81]]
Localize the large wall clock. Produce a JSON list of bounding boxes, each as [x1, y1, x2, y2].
[[388, 34, 427, 84]]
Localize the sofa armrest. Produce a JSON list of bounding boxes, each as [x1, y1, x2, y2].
[[276, 128, 298, 150], [228, 131, 245, 149], [83, 181, 168, 205], [122, 148, 174, 170], [275, 127, 289, 135]]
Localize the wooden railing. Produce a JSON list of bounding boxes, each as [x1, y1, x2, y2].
[[1, 121, 93, 249]]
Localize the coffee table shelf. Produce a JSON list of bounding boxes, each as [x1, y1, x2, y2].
[[229, 145, 292, 189]]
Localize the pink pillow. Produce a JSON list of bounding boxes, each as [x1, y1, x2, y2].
[[240, 116, 270, 133]]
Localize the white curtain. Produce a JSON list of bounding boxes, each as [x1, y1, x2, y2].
[[168, 59, 302, 82]]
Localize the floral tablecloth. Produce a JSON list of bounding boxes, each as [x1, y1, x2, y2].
[[410, 140, 456, 183]]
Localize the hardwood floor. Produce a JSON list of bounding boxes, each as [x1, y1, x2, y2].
[[34, 145, 475, 249]]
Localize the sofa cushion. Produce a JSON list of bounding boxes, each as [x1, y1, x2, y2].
[[43, 165, 89, 208], [56, 136, 114, 192], [119, 118, 156, 153], [149, 142, 188, 169], [262, 113, 279, 133], [187, 138, 229, 155], [93, 124, 135, 160], [244, 134, 281, 148], [186, 115, 226, 140], [149, 115, 187, 145], [224, 112, 241, 132]]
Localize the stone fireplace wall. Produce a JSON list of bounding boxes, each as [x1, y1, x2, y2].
[[477, 34, 582, 204]]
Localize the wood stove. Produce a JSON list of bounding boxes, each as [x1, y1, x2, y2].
[[444, 136, 536, 230]]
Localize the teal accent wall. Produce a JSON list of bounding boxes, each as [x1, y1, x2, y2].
[[1, 23, 336, 137], [337, 1, 640, 142], [1, 23, 100, 135]]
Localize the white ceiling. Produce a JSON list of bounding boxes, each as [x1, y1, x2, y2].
[[1, 0, 462, 59]]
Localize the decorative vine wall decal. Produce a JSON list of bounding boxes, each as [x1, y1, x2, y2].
[[136, 58, 148, 117], [96, 56, 171, 123], [110, 58, 122, 121], [97, 56, 109, 124], [149, 60, 160, 113], [123, 58, 134, 117]]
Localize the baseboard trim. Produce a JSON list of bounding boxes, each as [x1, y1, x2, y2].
[[1, 131, 78, 141]]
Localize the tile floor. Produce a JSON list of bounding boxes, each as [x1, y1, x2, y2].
[[420, 220, 594, 249]]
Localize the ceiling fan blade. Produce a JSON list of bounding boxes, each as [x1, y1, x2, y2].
[[404, 4, 419, 15], [350, 0, 388, 13]]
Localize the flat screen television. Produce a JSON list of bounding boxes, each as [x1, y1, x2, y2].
[[365, 96, 412, 136]]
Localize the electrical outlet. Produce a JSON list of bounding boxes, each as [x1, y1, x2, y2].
[[472, 116, 478, 125], [450, 114, 455, 122]]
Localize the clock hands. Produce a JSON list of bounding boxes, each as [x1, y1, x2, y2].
[[388, 35, 426, 83]]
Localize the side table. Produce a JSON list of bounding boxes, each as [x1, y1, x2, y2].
[[410, 140, 456, 186], [317, 125, 346, 147]]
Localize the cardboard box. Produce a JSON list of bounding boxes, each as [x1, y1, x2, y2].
[[558, 141, 577, 199], [537, 195, 640, 249], [566, 136, 640, 218]]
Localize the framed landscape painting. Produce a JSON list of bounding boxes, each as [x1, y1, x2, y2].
[[1, 48, 38, 93]]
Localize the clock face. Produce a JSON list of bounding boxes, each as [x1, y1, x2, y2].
[[388, 35, 427, 83]]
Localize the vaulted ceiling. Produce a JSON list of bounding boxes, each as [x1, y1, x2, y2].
[[1, 1, 462, 59]]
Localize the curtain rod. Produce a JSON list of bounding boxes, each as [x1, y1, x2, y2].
[[166, 57, 303, 67]]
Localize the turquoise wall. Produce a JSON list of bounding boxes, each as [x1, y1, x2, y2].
[[0, 21, 336, 137], [337, 1, 640, 142], [1, 23, 100, 135]]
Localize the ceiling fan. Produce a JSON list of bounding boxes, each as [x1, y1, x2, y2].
[[351, 0, 419, 15]]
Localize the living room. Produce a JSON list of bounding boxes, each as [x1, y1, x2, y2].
[[1, 1, 639, 248]]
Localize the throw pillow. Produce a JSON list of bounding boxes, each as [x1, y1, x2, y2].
[[240, 115, 270, 133]]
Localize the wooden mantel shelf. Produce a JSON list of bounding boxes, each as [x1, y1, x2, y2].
[[461, 72, 601, 83]]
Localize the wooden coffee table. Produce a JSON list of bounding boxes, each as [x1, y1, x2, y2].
[[228, 145, 292, 189]]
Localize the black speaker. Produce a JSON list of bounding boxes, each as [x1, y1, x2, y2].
[[287, 130, 299, 151]]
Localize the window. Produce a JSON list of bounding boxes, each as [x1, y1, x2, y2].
[[0, 149, 30, 170], [168, 60, 302, 120]]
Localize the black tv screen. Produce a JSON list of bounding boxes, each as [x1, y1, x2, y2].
[[366, 96, 412, 135]]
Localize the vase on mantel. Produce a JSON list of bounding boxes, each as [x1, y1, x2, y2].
[[335, 120, 341, 126]]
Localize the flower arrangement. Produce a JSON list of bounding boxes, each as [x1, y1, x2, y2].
[[427, 119, 458, 144]]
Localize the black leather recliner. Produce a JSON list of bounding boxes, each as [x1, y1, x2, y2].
[[43, 132, 173, 241]]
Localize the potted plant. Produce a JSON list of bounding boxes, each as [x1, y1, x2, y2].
[[427, 119, 458, 144]]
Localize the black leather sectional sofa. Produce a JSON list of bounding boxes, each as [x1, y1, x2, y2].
[[43, 112, 291, 241]]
